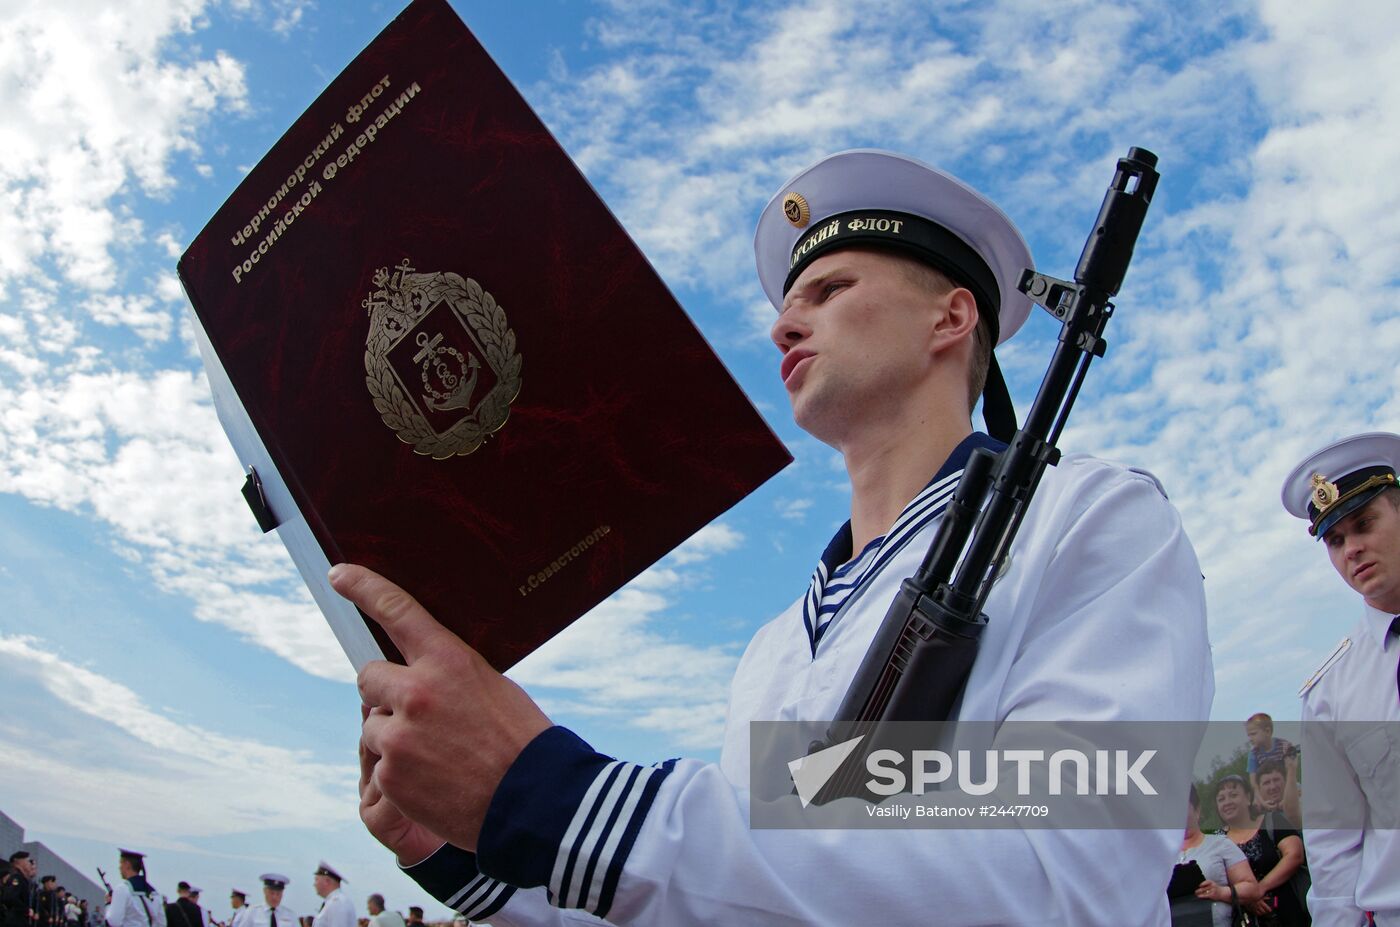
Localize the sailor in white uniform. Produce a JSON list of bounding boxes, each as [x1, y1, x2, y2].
[[239, 876, 294, 927], [310, 864, 353, 927], [227, 891, 249, 927], [104, 850, 166, 927], [1283, 432, 1400, 926], [340, 149, 1215, 926]]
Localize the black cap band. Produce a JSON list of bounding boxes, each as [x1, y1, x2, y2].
[[1309, 467, 1397, 538], [783, 210, 1003, 344]]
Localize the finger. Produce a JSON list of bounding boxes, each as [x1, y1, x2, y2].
[[359, 749, 384, 805], [359, 733, 379, 793], [361, 706, 398, 761], [329, 563, 459, 663], [358, 659, 415, 710]]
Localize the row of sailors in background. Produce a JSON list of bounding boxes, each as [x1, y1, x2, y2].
[[102, 853, 424, 927], [2, 853, 98, 927]]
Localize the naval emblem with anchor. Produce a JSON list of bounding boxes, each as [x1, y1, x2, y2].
[[363, 258, 523, 459]]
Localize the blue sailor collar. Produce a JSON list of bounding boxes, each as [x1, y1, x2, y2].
[[801, 431, 1006, 654], [126, 875, 156, 896]]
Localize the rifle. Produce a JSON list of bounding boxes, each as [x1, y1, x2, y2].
[[812, 148, 1160, 804]]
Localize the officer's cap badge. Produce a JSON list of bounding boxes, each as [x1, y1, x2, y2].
[[1311, 472, 1340, 511]]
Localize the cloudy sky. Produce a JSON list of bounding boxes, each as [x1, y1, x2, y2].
[[2, 0, 1397, 918]]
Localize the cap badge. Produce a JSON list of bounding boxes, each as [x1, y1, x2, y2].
[[1311, 472, 1340, 510], [782, 192, 810, 229]]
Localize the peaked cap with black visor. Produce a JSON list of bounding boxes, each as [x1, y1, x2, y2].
[[755, 149, 1035, 441], [1282, 432, 1400, 539]]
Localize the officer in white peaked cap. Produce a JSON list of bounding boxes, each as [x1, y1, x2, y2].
[[241, 875, 294, 927], [228, 890, 249, 927], [310, 864, 353, 927], [1283, 431, 1400, 926]]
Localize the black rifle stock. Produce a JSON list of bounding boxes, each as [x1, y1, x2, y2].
[[811, 148, 1160, 804]]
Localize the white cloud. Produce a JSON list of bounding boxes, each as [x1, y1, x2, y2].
[[511, 525, 755, 750], [1047, 0, 1400, 713], [0, 635, 353, 840], [777, 497, 813, 521], [0, 1, 353, 683], [0, 0, 247, 297], [667, 522, 744, 565], [0, 367, 350, 680], [530, 0, 1400, 724], [512, 585, 743, 750]]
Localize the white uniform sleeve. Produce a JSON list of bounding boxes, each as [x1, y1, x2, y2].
[[1300, 702, 1369, 927], [105, 885, 131, 927], [408, 468, 1212, 926]]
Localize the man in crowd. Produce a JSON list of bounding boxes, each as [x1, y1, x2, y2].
[[188, 890, 213, 927], [171, 882, 200, 927], [401, 910, 420, 927], [1283, 432, 1400, 924], [36, 876, 60, 927], [228, 891, 248, 927], [363, 897, 401, 927], [1, 852, 36, 927], [1255, 757, 1303, 835], [335, 149, 1213, 924], [309, 865, 352, 927], [105, 850, 164, 927], [240, 875, 294, 927]]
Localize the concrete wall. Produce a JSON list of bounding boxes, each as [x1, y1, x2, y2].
[[1, 809, 105, 912]]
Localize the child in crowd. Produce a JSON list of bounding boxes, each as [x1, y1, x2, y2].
[[1245, 713, 1295, 798]]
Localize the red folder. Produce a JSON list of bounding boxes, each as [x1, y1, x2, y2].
[[178, 0, 790, 671]]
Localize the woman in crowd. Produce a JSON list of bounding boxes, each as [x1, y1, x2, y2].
[[1214, 774, 1310, 925], [1177, 785, 1260, 927]]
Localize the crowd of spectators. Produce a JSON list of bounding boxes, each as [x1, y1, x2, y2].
[[1170, 713, 1313, 927]]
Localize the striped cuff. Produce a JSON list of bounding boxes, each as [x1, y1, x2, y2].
[[477, 725, 675, 920], [401, 843, 515, 920]]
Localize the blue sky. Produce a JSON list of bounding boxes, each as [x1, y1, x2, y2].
[[2, 0, 1398, 919]]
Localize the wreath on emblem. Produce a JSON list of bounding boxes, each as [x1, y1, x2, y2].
[[1310, 472, 1339, 510], [363, 259, 523, 459]]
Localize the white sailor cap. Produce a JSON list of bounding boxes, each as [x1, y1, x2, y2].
[[755, 149, 1034, 343], [755, 149, 1035, 439], [259, 874, 289, 890], [313, 862, 345, 883], [1281, 432, 1400, 538]]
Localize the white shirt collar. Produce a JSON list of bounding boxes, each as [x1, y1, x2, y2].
[[1362, 601, 1399, 650]]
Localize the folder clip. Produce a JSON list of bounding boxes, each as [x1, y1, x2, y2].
[[241, 467, 279, 533]]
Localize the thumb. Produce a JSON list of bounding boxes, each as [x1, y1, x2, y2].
[[329, 563, 456, 663]]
